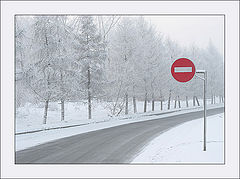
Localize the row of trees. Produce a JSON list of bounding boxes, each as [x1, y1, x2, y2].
[[16, 16, 224, 124]]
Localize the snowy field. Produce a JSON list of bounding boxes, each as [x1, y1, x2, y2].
[[16, 98, 216, 134], [132, 113, 224, 164]]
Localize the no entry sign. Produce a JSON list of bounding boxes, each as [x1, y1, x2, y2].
[[171, 58, 196, 82]]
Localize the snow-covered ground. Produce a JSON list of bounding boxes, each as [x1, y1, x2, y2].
[[16, 98, 216, 134], [132, 113, 224, 163], [16, 102, 223, 151]]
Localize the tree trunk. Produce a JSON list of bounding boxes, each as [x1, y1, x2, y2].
[[87, 67, 92, 119], [133, 96, 137, 113], [193, 96, 196, 106], [174, 97, 177, 108], [132, 86, 137, 113], [61, 99, 64, 121], [186, 96, 189, 107], [211, 95, 214, 104], [160, 100, 163, 111], [60, 72, 65, 121], [168, 90, 171, 110], [43, 100, 49, 124], [214, 95, 216, 104], [178, 96, 181, 108], [125, 93, 128, 115], [195, 96, 200, 106], [144, 92, 147, 112], [152, 93, 155, 111]]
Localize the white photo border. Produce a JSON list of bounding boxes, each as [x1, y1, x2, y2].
[[1, 1, 239, 178]]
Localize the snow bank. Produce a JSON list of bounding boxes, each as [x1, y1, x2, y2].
[[16, 99, 216, 134], [132, 113, 224, 163]]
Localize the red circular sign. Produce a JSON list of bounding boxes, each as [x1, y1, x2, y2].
[[171, 58, 196, 82]]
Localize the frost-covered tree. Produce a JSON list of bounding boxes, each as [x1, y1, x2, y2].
[[51, 16, 76, 121], [202, 40, 224, 103], [162, 37, 184, 109], [15, 17, 35, 107], [135, 17, 164, 112], [16, 17, 27, 107], [24, 16, 64, 124], [108, 17, 139, 114], [97, 16, 121, 42], [73, 16, 106, 119]]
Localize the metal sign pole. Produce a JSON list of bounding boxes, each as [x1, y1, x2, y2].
[[203, 71, 207, 151], [196, 70, 207, 151]]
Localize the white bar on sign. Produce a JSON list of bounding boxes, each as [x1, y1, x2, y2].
[[174, 67, 192, 73]]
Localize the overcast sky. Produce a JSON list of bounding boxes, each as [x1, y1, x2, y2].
[[145, 16, 224, 54]]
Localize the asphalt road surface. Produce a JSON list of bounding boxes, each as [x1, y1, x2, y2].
[[16, 107, 224, 164]]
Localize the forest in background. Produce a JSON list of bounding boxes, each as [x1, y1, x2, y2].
[[15, 15, 224, 124]]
